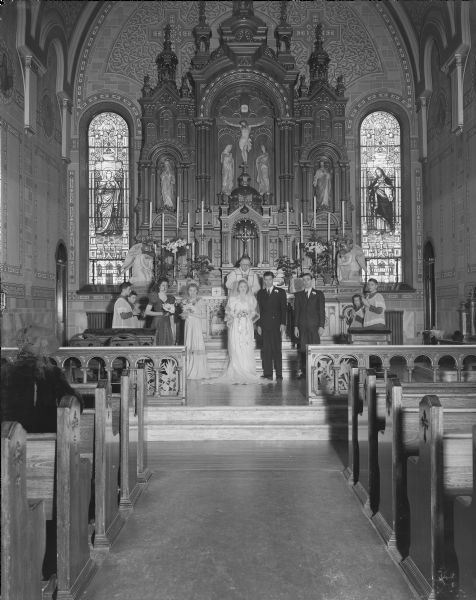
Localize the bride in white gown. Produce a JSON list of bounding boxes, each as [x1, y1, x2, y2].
[[208, 279, 263, 384]]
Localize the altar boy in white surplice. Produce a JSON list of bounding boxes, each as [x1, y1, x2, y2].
[[225, 256, 260, 295]]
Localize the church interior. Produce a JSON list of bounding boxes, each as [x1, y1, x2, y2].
[[1, 1, 476, 599]]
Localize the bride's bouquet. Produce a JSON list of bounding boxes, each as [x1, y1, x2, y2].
[[235, 309, 249, 319]]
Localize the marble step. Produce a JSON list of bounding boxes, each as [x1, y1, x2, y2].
[[204, 348, 300, 374], [144, 405, 347, 441]]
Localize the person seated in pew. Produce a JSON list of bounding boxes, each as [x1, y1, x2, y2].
[[362, 278, 386, 328], [0, 325, 83, 432]]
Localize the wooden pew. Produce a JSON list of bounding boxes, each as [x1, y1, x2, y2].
[[71, 381, 123, 553], [404, 396, 476, 599], [345, 368, 393, 506], [365, 375, 475, 555], [118, 369, 141, 513], [25, 396, 97, 600], [1, 422, 46, 600]]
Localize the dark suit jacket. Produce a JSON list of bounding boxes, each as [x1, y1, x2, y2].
[[257, 287, 287, 330], [294, 289, 326, 330]]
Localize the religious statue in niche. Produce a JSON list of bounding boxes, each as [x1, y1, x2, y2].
[[336, 237, 367, 283], [94, 157, 124, 235], [160, 158, 176, 209], [121, 242, 154, 286], [255, 144, 270, 195], [368, 167, 395, 232], [223, 118, 266, 164], [313, 160, 332, 208], [221, 144, 235, 195]]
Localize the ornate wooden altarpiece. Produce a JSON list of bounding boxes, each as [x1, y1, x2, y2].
[[136, 0, 348, 281]]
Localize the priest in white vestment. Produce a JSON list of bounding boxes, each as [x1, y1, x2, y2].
[[225, 256, 261, 295]]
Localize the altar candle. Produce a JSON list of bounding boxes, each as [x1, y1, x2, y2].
[[341, 200, 345, 235], [187, 211, 190, 243], [300, 212, 304, 244], [192, 240, 195, 261], [313, 195, 317, 229], [149, 202, 152, 232], [161, 212, 165, 244], [176, 196, 180, 233], [327, 212, 331, 241], [201, 200, 205, 235], [286, 201, 290, 234]]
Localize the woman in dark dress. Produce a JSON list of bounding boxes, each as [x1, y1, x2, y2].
[[145, 278, 176, 345]]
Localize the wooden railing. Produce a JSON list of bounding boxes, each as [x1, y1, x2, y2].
[[1, 346, 187, 405], [306, 344, 476, 403]]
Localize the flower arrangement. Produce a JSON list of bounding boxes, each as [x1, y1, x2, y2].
[[190, 255, 214, 274], [180, 299, 197, 318], [274, 256, 302, 281], [162, 237, 187, 255], [303, 235, 335, 281]]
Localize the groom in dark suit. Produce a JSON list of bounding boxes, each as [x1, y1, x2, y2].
[[294, 273, 326, 378], [257, 271, 287, 381]]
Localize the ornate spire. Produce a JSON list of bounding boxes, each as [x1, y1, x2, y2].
[[192, 0, 212, 70], [156, 24, 178, 85], [308, 23, 330, 86], [335, 74, 345, 97]]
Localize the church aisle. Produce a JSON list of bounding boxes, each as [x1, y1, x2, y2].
[[81, 442, 416, 600]]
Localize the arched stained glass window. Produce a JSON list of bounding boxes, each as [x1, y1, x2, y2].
[[88, 112, 130, 285], [360, 111, 402, 283]]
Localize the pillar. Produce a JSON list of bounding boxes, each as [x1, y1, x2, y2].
[[277, 119, 294, 211], [195, 119, 213, 209]]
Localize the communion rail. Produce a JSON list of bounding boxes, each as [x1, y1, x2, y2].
[[306, 344, 476, 403], [1, 346, 187, 404]]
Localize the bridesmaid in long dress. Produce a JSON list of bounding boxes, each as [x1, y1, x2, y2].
[[145, 278, 175, 345], [180, 283, 209, 379]]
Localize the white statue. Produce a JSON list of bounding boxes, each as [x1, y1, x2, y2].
[[121, 243, 154, 285], [313, 160, 332, 208], [221, 144, 234, 195], [337, 239, 367, 283], [223, 118, 266, 164], [255, 144, 270, 195], [160, 159, 176, 209]]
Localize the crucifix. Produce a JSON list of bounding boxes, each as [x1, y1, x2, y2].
[[234, 223, 257, 258]]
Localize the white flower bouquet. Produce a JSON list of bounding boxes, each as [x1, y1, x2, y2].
[[162, 238, 187, 254], [163, 302, 176, 314]]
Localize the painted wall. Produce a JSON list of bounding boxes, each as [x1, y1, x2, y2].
[[423, 3, 476, 336], [0, 5, 68, 346]]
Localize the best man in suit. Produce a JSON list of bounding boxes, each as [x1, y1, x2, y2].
[[257, 271, 287, 381], [294, 273, 326, 378]]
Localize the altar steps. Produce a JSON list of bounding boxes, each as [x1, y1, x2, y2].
[[143, 405, 347, 441], [204, 347, 300, 377]]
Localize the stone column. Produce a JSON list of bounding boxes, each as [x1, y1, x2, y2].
[[300, 161, 311, 218], [195, 119, 213, 209], [277, 119, 294, 211]]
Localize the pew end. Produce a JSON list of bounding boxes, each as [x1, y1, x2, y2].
[[1, 422, 48, 600]]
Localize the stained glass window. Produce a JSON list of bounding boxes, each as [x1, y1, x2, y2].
[[88, 112, 130, 285], [360, 111, 402, 283]]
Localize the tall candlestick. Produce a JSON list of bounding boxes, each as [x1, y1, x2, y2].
[[149, 202, 152, 233], [300, 212, 304, 244], [327, 212, 331, 241], [286, 201, 290, 235], [192, 241, 195, 262], [161, 212, 165, 245], [313, 195, 317, 229], [341, 200, 345, 235], [187, 211, 190, 243], [201, 200, 204, 236], [176, 196, 180, 234]]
